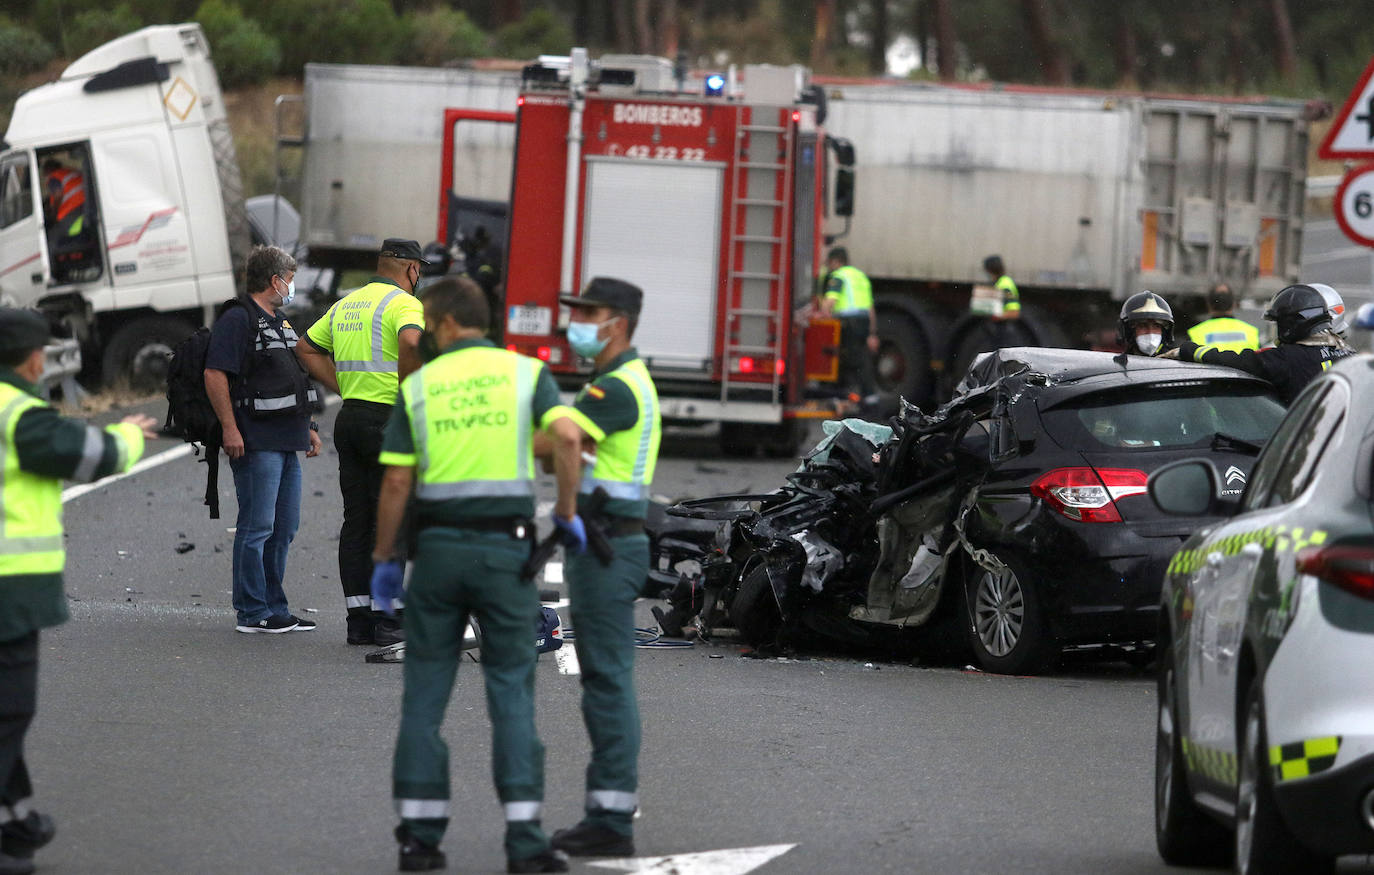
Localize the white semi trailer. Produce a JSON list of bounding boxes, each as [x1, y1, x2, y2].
[[0, 23, 250, 387], [287, 62, 1312, 403]]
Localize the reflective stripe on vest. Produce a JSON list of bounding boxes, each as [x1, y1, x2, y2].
[[582, 359, 660, 500], [328, 283, 419, 402], [1188, 317, 1259, 352], [405, 346, 539, 501], [0, 386, 64, 574], [830, 265, 873, 314]]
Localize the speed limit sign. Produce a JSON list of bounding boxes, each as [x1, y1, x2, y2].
[[1335, 163, 1374, 247]]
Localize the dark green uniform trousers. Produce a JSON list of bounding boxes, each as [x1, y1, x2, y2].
[[565, 531, 649, 835], [392, 527, 550, 861]]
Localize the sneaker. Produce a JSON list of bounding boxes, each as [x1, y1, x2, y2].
[[1, 811, 54, 858], [235, 615, 298, 634], [286, 614, 317, 631], [396, 826, 445, 872], [0, 851, 34, 875], [550, 822, 633, 857], [374, 617, 405, 647], [508, 848, 568, 873]]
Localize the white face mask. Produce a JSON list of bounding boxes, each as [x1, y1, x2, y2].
[[1135, 333, 1163, 355]]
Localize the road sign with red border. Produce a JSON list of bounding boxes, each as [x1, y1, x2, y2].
[[1334, 163, 1374, 247], [1320, 57, 1374, 159]]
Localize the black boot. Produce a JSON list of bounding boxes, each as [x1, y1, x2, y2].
[[0, 852, 34, 875], [395, 825, 445, 871], [346, 614, 375, 646], [0, 811, 53, 859], [550, 822, 634, 857], [507, 848, 569, 873]]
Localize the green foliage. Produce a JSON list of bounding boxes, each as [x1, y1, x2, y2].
[[196, 0, 280, 87], [0, 20, 54, 77], [492, 8, 572, 61], [253, 0, 403, 73], [65, 4, 144, 59], [401, 7, 489, 67]]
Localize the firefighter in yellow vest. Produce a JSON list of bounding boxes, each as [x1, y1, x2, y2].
[[822, 247, 879, 402], [0, 309, 155, 874], [297, 238, 425, 647], [370, 277, 576, 873], [536, 278, 661, 859], [1186, 283, 1259, 352]]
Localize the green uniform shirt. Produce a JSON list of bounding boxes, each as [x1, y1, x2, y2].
[[304, 277, 423, 403], [0, 369, 146, 642], [555, 348, 653, 519], [995, 274, 1021, 315], [379, 338, 561, 526]]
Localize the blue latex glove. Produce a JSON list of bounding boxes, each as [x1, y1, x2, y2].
[[552, 512, 588, 554], [370, 559, 405, 616]]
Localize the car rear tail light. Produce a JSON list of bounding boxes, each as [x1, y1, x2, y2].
[[1296, 545, 1374, 600], [1030, 467, 1148, 524]]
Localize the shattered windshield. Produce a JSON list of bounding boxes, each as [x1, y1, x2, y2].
[[1040, 384, 1285, 450]]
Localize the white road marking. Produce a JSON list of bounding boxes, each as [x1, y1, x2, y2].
[[545, 561, 563, 583], [589, 844, 796, 874], [62, 443, 194, 504], [554, 645, 580, 675]]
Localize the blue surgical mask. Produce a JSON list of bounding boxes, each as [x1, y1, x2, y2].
[[567, 318, 614, 358], [283, 278, 296, 307]]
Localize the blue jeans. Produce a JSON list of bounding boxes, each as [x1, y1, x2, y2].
[[229, 451, 301, 625]]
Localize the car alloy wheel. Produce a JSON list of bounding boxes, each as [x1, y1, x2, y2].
[[1235, 697, 1260, 872], [1155, 652, 1230, 866], [973, 566, 1023, 658]]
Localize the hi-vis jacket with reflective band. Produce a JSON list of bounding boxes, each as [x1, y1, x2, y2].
[[388, 346, 543, 501], [579, 358, 661, 502], [1187, 316, 1259, 352], [995, 274, 1021, 314], [45, 168, 86, 237], [0, 375, 144, 641], [306, 280, 423, 403], [825, 266, 874, 315]]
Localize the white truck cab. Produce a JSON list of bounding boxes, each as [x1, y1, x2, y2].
[[0, 23, 249, 387]]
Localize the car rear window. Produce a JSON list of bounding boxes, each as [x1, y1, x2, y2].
[[1040, 384, 1286, 450]]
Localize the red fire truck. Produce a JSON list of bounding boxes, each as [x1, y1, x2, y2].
[[440, 49, 849, 456]]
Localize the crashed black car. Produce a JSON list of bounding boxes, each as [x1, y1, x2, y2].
[[649, 347, 1287, 674]]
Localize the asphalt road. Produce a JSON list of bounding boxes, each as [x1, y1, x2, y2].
[[12, 402, 1290, 873]]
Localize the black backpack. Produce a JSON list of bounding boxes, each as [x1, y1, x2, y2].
[[164, 299, 240, 519]]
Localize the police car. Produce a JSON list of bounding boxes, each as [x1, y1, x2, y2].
[[1150, 355, 1374, 873]]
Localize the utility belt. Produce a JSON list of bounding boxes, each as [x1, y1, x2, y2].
[[425, 515, 535, 541], [598, 516, 646, 538], [340, 398, 393, 414]]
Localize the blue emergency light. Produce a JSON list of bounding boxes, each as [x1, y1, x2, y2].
[[704, 73, 726, 96]]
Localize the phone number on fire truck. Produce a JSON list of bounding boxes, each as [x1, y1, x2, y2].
[[608, 145, 707, 161]]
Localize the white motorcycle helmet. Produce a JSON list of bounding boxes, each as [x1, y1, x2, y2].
[[1309, 283, 1347, 336]]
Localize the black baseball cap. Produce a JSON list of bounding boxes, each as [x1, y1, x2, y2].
[[379, 238, 424, 261], [559, 277, 643, 317], [0, 309, 50, 355]]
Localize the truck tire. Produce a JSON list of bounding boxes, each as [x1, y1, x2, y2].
[[718, 421, 805, 458], [943, 314, 1040, 394], [101, 316, 197, 392], [873, 311, 933, 409], [731, 564, 783, 649], [719, 421, 756, 457], [1155, 647, 1231, 866]]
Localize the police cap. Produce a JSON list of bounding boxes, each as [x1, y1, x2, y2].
[[559, 277, 643, 318], [379, 238, 424, 261], [0, 309, 50, 356]]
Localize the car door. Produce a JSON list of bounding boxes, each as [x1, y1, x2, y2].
[[1181, 383, 1337, 793], [0, 149, 50, 306]]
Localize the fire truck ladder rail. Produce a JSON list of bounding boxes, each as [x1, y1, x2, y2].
[[735, 198, 784, 207]]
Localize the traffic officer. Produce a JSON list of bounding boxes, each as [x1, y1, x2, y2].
[[297, 238, 425, 647], [1118, 291, 1176, 356], [0, 309, 155, 875], [370, 277, 575, 874], [982, 254, 1021, 320], [1186, 283, 1259, 352], [821, 247, 879, 403], [539, 277, 661, 859], [1168, 283, 1356, 404]]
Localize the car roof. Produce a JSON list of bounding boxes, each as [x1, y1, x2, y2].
[[956, 346, 1276, 406]]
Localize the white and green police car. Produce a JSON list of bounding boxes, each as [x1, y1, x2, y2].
[[1150, 355, 1374, 874]]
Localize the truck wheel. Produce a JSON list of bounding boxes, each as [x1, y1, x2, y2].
[[963, 550, 1055, 675], [731, 564, 784, 649], [719, 421, 756, 457], [944, 314, 1039, 393], [874, 312, 932, 408], [1235, 679, 1335, 875], [1155, 647, 1231, 866], [101, 317, 197, 392]]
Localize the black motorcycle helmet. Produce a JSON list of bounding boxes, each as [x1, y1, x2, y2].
[[1264, 284, 1332, 343], [1116, 291, 1174, 350]]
